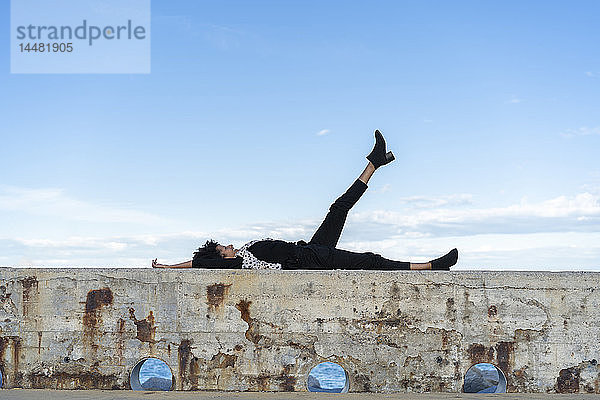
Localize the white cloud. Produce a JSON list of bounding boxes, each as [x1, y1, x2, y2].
[[15, 237, 129, 251], [395, 194, 472, 209], [507, 97, 523, 104], [585, 71, 598, 78], [317, 129, 331, 136], [349, 192, 600, 237], [2, 192, 600, 270], [561, 126, 600, 138], [0, 185, 168, 225]]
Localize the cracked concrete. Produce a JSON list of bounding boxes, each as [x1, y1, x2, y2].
[[0, 268, 599, 393]]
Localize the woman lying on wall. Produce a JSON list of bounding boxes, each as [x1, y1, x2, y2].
[[152, 130, 458, 271]]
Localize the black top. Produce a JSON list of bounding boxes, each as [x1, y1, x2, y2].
[[192, 239, 300, 269], [248, 239, 297, 265]]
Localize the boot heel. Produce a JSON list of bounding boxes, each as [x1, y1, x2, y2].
[[385, 151, 395, 163]]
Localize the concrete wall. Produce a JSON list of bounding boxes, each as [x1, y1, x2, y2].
[[0, 268, 598, 393]]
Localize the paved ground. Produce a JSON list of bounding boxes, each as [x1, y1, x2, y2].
[[0, 391, 599, 399]]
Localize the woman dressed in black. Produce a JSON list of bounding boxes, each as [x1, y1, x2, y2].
[[152, 130, 458, 271]]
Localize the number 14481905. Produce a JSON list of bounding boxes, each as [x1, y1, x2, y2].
[[19, 43, 73, 53]]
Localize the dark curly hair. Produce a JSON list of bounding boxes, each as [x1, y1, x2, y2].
[[193, 239, 221, 259], [192, 239, 242, 268]]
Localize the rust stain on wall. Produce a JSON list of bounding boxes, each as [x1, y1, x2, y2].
[[555, 360, 600, 394], [116, 318, 126, 365], [206, 283, 232, 311], [236, 299, 264, 344], [19, 276, 39, 316], [19, 276, 38, 298], [27, 367, 121, 389], [467, 343, 495, 364], [253, 375, 270, 391], [249, 364, 297, 392], [557, 367, 580, 393], [445, 297, 456, 322], [84, 288, 113, 313], [128, 308, 157, 343], [514, 328, 544, 342], [236, 299, 251, 324], [0, 285, 10, 301], [177, 338, 241, 390], [496, 341, 514, 377], [277, 364, 297, 391], [0, 335, 23, 388], [208, 352, 237, 369], [178, 339, 192, 390], [354, 373, 372, 391], [82, 288, 113, 328], [0, 284, 17, 316], [82, 288, 113, 356]]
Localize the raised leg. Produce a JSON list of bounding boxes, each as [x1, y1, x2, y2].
[[309, 130, 395, 247], [308, 167, 369, 248]]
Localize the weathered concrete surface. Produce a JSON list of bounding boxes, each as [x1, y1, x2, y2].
[[1, 390, 600, 399], [0, 268, 599, 393]]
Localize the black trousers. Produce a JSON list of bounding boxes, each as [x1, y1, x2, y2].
[[291, 180, 410, 270]]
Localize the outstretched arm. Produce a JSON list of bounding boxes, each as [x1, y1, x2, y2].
[[152, 259, 192, 268]]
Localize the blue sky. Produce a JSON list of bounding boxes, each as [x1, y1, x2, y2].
[[1, 0, 599, 269]]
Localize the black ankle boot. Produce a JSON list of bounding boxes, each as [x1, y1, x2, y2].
[[366, 130, 395, 169], [430, 248, 458, 270]]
